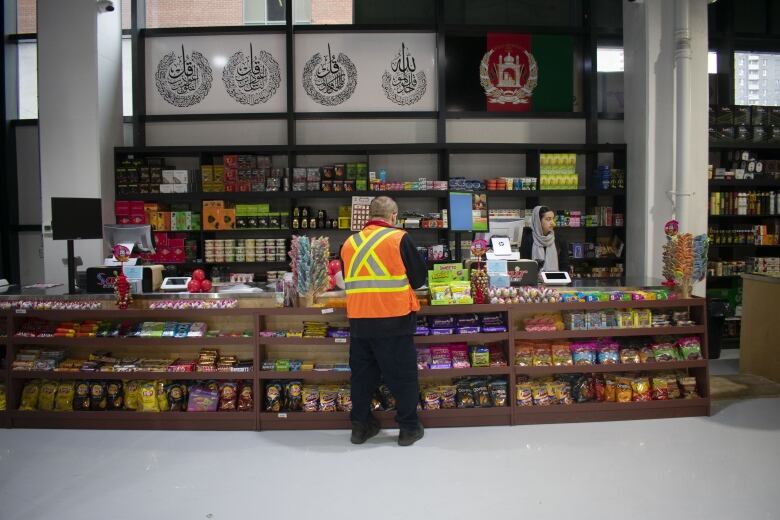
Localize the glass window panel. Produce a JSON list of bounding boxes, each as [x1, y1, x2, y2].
[[17, 0, 37, 33], [735, 51, 780, 106], [122, 36, 133, 117], [18, 40, 38, 119]]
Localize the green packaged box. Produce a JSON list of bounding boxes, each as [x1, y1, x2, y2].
[[346, 163, 358, 180]]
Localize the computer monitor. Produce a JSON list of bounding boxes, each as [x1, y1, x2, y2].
[[103, 224, 155, 254], [51, 198, 103, 240], [476, 217, 525, 246]]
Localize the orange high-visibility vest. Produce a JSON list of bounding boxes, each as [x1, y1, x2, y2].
[[341, 224, 420, 319]]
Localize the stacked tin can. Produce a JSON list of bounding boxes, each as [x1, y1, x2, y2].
[[204, 238, 287, 263]]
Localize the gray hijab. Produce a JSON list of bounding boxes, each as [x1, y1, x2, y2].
[[531, 206, 558, 271]]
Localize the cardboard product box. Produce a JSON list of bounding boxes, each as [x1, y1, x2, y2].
[[162, 170, 176, 184], [203, 201, 224, 230], [717, 105, 734, 125], [221, 208, 236, 229], [213, 165, 225, 183], [160, 184, 174, 193], [356, 178, 368, 191], [225, 168, 238, 182], [322, 180, 333, 192], [149, 184, 160, 194], [752, 106, 769, 126], [708, 105, 716, 126], [201, 165, 214, 183], [150, 167, 163, 185], [734, 106, 751, 125], [115, 166, 127, 184], [333, 181, 344, 192], [307, 168, 321, 182], [719, 125, 735, 142], [770, 107, 780, 126], [238, 154, 256, 169], [138, 167, 150, 184], [172, 170, 189, 185], [334, 164, 346, 180], [225, 181, 238, 192], [752, 126, 767, 142], [153, 232, 169, 247], [735, 125, 751, 142], [191, 213, 201, 230], [172, 184, 188, 193], [346, 162, 358, 180], [115, 200, 130, 216], [256, 155, 271, 168], [238, 180, 251, 192], [224, 155, 238, 168], [161, 212, 172, 231], [117, 216, 132, 225], [130, 200, 145, 215], [770, 126, 780, 142]]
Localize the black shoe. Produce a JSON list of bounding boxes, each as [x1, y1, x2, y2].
[[398, 424, 424, 447], [350, 418, 381, 445]]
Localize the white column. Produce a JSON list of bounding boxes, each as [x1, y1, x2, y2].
[[623, 0, 709, 293], [38, 0, 122, 284]]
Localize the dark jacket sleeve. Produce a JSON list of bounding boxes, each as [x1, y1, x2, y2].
[[555, 235, 570, 272], [519, 228, 533, 259], [399, 234, 428, 289]]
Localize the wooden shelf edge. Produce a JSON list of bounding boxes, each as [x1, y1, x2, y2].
[[9, 410, 256, 430], [258, 367, 511, 379], [516, 325, 705, 340], [9, 370, 256, 380], [514, 359, 707, 375], [11, 336, 255, 346], [413, 332, 509, 344]]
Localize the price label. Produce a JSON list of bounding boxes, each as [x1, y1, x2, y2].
[[335, 337, 347, 343], [321, 308, 334, 314], [15, 309, 27, 314], [278, 413, 287, 419]]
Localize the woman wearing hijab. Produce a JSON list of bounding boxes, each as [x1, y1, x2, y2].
[[520, 205, 570, 272]]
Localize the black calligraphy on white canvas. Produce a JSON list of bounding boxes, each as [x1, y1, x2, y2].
[[302, 43, 357, 106], [155, 45, 212, 107], [381, 42, 426, 106], [222, 43, 281, 105]]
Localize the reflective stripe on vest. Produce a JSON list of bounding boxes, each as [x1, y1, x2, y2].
[[344, 226, 410, 295]]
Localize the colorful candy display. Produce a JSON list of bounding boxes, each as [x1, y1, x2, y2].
[[0, 300, 104, 311], [147, 298, 238, 309]]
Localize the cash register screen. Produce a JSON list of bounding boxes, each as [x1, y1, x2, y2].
[[544, 272, 568, 279]]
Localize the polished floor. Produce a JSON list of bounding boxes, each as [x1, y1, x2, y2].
[[1, 355, 778, 520]]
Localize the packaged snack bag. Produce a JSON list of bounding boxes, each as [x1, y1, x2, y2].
[[616, 377, 633, 403], [54, 382, 75, 411], [631, 378, 652, 401], [551, 342, 573, 366], [677, 337, 703, 360], [156, 380, 170, 412], [123, 380, 140, 410], [488, 379, 508, 407], [166, 382, 187, 411], [651, 377, 669, 400], [106, 381, 124, 410], [38, 380, 58, 411], [456, 381, 475, 408], [572, 342, 597, 365], [516, 382, 533, 406], [336, 386, 352, 412], [264, 382, 283, 412], [19, 380, 42, 411], [218, 382, 238, 411], [187, 386, 218, 412], [138, 381, 160, 412], [532, 343, 552, 367], [440, 385, 457, 409], [319, 386, 338, 412], [514, 342, 534, 366], [283, 381, 302, 412], [237, 382, 254, 412], [73, 381, 91, 411]]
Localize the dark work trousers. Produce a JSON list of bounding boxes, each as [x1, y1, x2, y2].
[[349, 334, 420, 431]]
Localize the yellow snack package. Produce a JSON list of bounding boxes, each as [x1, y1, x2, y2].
[[137, 381, 160, 412], [54, 382, 75, 411], [156, 380, 171, 412], [123, 380, 140, 410], [38, 380, 59, 411], [616, 377, 633, 403], [19, 380, 42, 411], [0, 383, 6, 411]]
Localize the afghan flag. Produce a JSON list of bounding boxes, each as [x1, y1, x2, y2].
[[445, 33, 575, 113]]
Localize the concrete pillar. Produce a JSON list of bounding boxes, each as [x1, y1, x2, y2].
[[623, 0, 709, 293], [38, 0, 122, 284]]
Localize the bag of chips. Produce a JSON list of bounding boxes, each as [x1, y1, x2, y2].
[[218, 382, 238, 411], [122, 380, 138, 410], [302, 385, 319, 412], [440, 385, 457, 409], [571, 375, 595, 403], [597, 341, 620, 365], [593, 376, 606, 402], [516, 382, 533, 406], [631, 377, 652, 401], [166, 382, 187, 411], [38, 380, 58, 411], [138, 381, 160, 412], [319, 386, 338, 412], [106, 381, 124, 410], [514, 342, 534, 366], [471, 379, 492, 408], [616, 377, 633, 403], [156, 380, 170, 412], [73, 381, 91, 411], [653, 342, 678, 362], [89, 381, 107, 411], [455, 381, 475, 408], [54, 382, 75, 411], [0, 383, 6, 411], [604, 375, 617, 402], [422, 386, 441, 410], [572, 343, 597, 365], [639, 346, 656, 363], [19, 380, 42, 411], [264, 382, 283, 412], [283, 381, 302, 412], [551, 381, 572, 405], [679, 376, 700, 399], [336, 386, 352, 412], [677, 337, 703, 360], [619, 347, 641, 364], [488, 380, 508, 407], [551, 342, 573, 366], [237, 382, 254, 412], [531, 382, 552, 406], [532, 343, 552, 367], [666, 376, 682, 399], [651, 377, 669, 400]]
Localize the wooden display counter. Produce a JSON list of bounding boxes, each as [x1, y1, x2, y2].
[[0, 293, 709, 431], [740, 274, 780, 383]]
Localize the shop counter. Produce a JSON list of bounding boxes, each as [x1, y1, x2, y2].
[[740, 274, 780, 383], [0, 286, 710, 431]]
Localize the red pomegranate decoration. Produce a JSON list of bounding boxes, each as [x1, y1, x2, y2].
[[187, 279, 202, 293], [192, 268, 206, 281], [200, 279, 212, 292]]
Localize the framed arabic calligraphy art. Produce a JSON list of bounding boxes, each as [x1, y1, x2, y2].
[[146, 34, 287, 115], [294, 32, 437, 112]]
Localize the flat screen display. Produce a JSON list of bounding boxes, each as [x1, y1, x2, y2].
[[51, 198, 103, 240], [543, 272, 568, 279]]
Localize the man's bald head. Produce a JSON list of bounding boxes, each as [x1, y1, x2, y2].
[[369, 196, 399, 223]]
